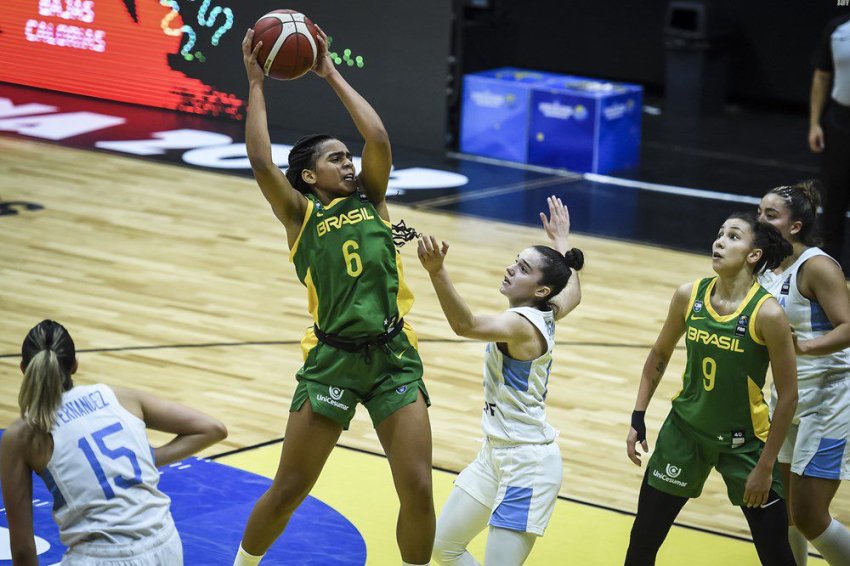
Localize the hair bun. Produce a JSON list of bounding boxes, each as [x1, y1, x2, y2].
[[564, 248, 584, 271]]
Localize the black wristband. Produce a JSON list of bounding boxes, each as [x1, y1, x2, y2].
[[631, 410, 647, 442]]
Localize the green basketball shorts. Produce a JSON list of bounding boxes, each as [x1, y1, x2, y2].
[[646, 411, 784, 505], [291, 322, 429, 429]]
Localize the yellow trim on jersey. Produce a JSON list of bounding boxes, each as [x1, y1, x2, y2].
[[684, 279, 701, 320], [288, 198, 315, 263], [748, 294, 771, 346], [300, 325, 319, 361], [323, 196, 349, 210], [671, 385, 683, 401], [402, 320, 419, 350], [304, 268, 319, 325], [703, 278, 761, 323], [395, 251, 415, 319], [748, 376, 770, 442], [673, 278, 697, 397]]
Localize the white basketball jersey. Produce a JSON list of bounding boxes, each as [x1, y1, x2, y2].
[[482, 306, 557, 444], [38, 384, 172, 546], [760, 247, 850, 381]]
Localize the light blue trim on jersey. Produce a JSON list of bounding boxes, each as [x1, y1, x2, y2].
[[502, 356, 533, 392], [811, 301, 834, 331], [490, 486, 533, 532], [38, 467, 67, 510], [804, 438, 847, 480]]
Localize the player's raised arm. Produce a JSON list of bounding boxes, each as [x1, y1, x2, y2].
[[418, 235, 539, 344], [540, 196, 582, 319], [242, 29, 308, 245], [312, 26, 392, 220]]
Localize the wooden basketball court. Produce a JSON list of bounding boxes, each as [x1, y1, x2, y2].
[[0, 136, 841, 563]]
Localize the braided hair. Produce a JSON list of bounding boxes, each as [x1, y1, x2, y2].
[[20, 320, 76, 433], [767, 180, 823, 246], [285, 134, 335, 195]]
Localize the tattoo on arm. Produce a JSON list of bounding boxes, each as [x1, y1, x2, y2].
[[651, 360, 667, 386]]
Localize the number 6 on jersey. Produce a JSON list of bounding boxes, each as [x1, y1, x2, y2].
[[343, 239, 363, 277]]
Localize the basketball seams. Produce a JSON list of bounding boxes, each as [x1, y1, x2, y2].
[[253, 10, 317, 80], [295, 21, 318, 69], [266, 21, 296, 76]]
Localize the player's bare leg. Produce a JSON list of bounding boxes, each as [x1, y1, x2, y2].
[[377, 391, 435, 564], [236, 402, 343, 561]]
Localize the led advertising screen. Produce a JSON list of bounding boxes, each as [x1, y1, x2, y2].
[[1, 1, 244, 117], [0, 1, 452, 151]]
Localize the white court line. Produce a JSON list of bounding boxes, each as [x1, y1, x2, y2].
[[451, 151, 758, 203], [583, 173, 761, 205], [453, 152, 850, 218], [412, 175, 572, 208], [447, 151, 583, 179], [586, 173, 850, 219]]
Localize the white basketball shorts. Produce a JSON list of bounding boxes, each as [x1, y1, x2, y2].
[[62, 517, 183, 566], [770, 372, 850, 480], [454, 439, 563, 536]]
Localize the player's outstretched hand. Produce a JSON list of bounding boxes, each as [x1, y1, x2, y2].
[[540, 196, 570, 253], [242, 29, 265, 84], [626, 427, 649, 467], [418, 235, 450, 274], [312, 25, 334, 78]]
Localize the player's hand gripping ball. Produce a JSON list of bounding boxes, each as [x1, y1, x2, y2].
[[251, 9, 320, 80]]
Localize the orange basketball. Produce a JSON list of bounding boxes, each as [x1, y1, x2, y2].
[[251, 9, 319, 80]]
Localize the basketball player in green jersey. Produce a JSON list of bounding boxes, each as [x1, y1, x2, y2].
[[234, 28, 433, 566], [624, 212, 799, 565]]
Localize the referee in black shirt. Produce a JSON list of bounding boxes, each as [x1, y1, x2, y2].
[[811, 14, 850, 274]]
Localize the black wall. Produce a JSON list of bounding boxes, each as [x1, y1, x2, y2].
[[235, 1, 453, 153], [460, 0, 849, 106]]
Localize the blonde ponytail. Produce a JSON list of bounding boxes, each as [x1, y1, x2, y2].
[[20, 320, 76, 433], [19, 349, 65, 432]]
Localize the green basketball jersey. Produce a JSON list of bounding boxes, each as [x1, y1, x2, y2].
[[289, 192, 414, 338], [672, 277, 773, 450]]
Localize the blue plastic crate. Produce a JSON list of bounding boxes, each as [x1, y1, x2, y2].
[[460, 68, 643, 174]]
